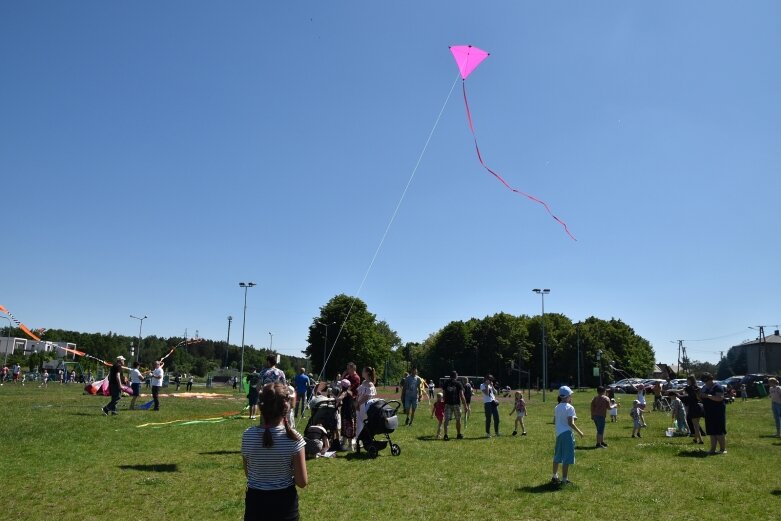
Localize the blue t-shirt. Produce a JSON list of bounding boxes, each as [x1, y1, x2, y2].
[[294, 373, 310, 394]]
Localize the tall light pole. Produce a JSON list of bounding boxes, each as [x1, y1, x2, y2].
[[239, 282, 256, 392], [597, 349, 603, 387], [532, 289, 550, 402], [268, 331, 273, 351], [129, 315, 147, 363], [2, 315, 12, 366], [225, 316, 233, 368], [316, 321, 334, 375], [575, 321, 582, 391]]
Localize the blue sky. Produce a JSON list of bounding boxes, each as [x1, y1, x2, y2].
[[2, 2, 779, 365]]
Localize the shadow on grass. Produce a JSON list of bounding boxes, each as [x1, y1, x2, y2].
[[771, 489, 781, 496], [759, 435, 781, 439], [677, 449, 709, 458], [575, 446, 599, 451], [517, 482, 565, 494], [69, 412, 99, 417], [199, 450, 241, 455], [119, 464, 178, 472]]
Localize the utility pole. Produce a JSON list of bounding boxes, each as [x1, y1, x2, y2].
[[575, 322, 581, 391], [225, 316, 232, 368]]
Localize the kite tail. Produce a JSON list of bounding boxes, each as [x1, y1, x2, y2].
[[0, 305, 42, 341], [461, 82, 576, 241]]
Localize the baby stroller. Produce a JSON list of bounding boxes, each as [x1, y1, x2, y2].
[[357, 399, 401, 458], [303, 395, 340, 459]]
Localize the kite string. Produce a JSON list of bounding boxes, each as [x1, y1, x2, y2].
[[318, 73, 461, 380], [461, 82, 577, 241]]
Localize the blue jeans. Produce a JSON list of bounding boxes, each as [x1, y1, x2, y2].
[[772, 402, 781, 434], [484, 401, 499, 434]]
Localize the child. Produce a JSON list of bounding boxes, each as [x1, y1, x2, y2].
[[609, 398, 619, 422], [304, 423, 330, 459], [669, 392, 688, 434], [630, 400, 642, 438], [509, 391, 527, 436], [740, 384, 747, 402], [431, 392, 445, 439], [551, 386, 584, 486], [635, 385, 647, 427]]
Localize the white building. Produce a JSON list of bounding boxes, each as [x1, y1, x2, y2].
[[0, 338, 78, 358]]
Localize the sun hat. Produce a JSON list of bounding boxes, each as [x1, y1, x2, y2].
[[559, 385, 573, 397], [339, 379, 351, 389], [116, 355, 126, 361]]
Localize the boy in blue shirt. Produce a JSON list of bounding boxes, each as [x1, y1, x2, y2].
[[552, 386, 584, 485]]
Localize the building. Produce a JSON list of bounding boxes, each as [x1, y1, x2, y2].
[[731, 330, 781, 374], [0, 338, 78, 358]]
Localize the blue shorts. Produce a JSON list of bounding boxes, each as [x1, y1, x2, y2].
[[131, 383, 141, 397], [592, 415, 606, 435], [404, 394, 419, 411], [553, 431, 576, 465]]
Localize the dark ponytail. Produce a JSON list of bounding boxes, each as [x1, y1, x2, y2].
[[260, 383, 301, 447], [365, 366, 376, 384]]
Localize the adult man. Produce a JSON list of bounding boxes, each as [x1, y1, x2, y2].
[[186, 374, 193, 392], [342, 362, 361, 395], [260, 354, 287, 386], [294, 368, 311, 418], [247, 368, 261, 420], [12, 363, 20, 384], [102, 355, 125, 416], [442, 370, 469, 440], [128, 361, 144, 410], [403, 368, 423, 426], [149, 360, 165, 411]]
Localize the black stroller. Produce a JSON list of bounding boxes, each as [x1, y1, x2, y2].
[[303, 395, 340, 459], [357, 399, 402, 458]]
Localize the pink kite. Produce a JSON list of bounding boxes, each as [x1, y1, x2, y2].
[[449, 45, 576, 240]]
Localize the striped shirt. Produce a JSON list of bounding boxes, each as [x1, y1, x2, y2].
[[241, 426, 305, 491]]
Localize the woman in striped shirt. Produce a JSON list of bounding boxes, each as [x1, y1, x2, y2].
[[242, 382, 308, 521]]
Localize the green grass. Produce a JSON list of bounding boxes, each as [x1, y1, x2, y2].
[[1, 384, 779, 520]]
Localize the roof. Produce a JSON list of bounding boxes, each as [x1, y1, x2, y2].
[[733, 333, 781, 348]]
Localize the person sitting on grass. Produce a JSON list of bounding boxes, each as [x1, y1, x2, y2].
[[551, 386, 583, 486], [242, 383, 307, 521], [510, 391, 527, 436]]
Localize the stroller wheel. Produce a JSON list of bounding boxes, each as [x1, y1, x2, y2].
[[367, 445, 379, 459], [390, 443, 401, 456]]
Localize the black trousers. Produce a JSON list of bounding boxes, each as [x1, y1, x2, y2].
[[152, 386, 160, 410], [105, 388, 121, 412], [245, 486, 298, 521]]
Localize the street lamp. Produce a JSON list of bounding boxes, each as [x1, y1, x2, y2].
[[225, 316, 233, 368], [268, 331, 273, 351], [597, 349, 603, 387], [129, 315, 147, 363], [532, 289, 550, 402], [239, 282, 256, 392], [2, 315, 12, 366], [316, 321, 335, 375]]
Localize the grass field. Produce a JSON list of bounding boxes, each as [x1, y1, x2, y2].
[[1, 383, 779, 520]]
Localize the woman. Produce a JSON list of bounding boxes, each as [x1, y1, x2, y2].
[[481, 374, 500, 437], [768, 377, 781, 437], [355, 367, 377, 443], [682, 375, 704, 444], [700, 373, 726, 454], [241, 383, 307, 521]]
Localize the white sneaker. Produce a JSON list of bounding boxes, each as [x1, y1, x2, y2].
[[485, 433, 491, 438]]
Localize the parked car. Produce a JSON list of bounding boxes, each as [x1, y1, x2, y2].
[[740, 374, 776, 397], [666, 378, 688, 390], [608, 378, 644, 394]]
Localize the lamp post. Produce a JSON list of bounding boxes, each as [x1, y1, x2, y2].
[[597, 349, 603, 387], [532, 289, 550, 402], [316, 321, 334, 375], [225, 316, 233, 368], [239, 282, 256, 392], [575, 321, 581, 391], [268, 331, 273, 351], [129, 315, 147, 363], [2, 315, 12, 366]]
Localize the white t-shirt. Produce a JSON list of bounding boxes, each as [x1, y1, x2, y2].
[[636, 391, 646, 405], [151, 367, 164, 387], [480, 383, 496, 404], [554, 402, 577, 437], [129, 368, 143, 384]]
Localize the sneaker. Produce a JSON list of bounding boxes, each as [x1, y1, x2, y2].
[[600, 442, 608, 447], [596, 443, 605, 449], [550, 477, 560, 484], [637, 432, 642, 438], [561, 479, 573, 486], [485, 433, 491, 438], [102, 407, 108, 416], [443, 434, 449, 441], [632, 434, 636, 438], [405, 417, 410, 426], [512, 431, 518, 436], [720, 450, 727, 454], [456, 433, 464, 440], [522, 432, 527, 436], [408, 421, 413, 427], [495, 432, 501, 437]]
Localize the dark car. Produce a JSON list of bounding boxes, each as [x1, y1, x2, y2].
[[740, 374, 774, 397]]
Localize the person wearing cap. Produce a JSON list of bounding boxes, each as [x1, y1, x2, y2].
[[102, 356, 125, 416], [551, 386, 583, 485]]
